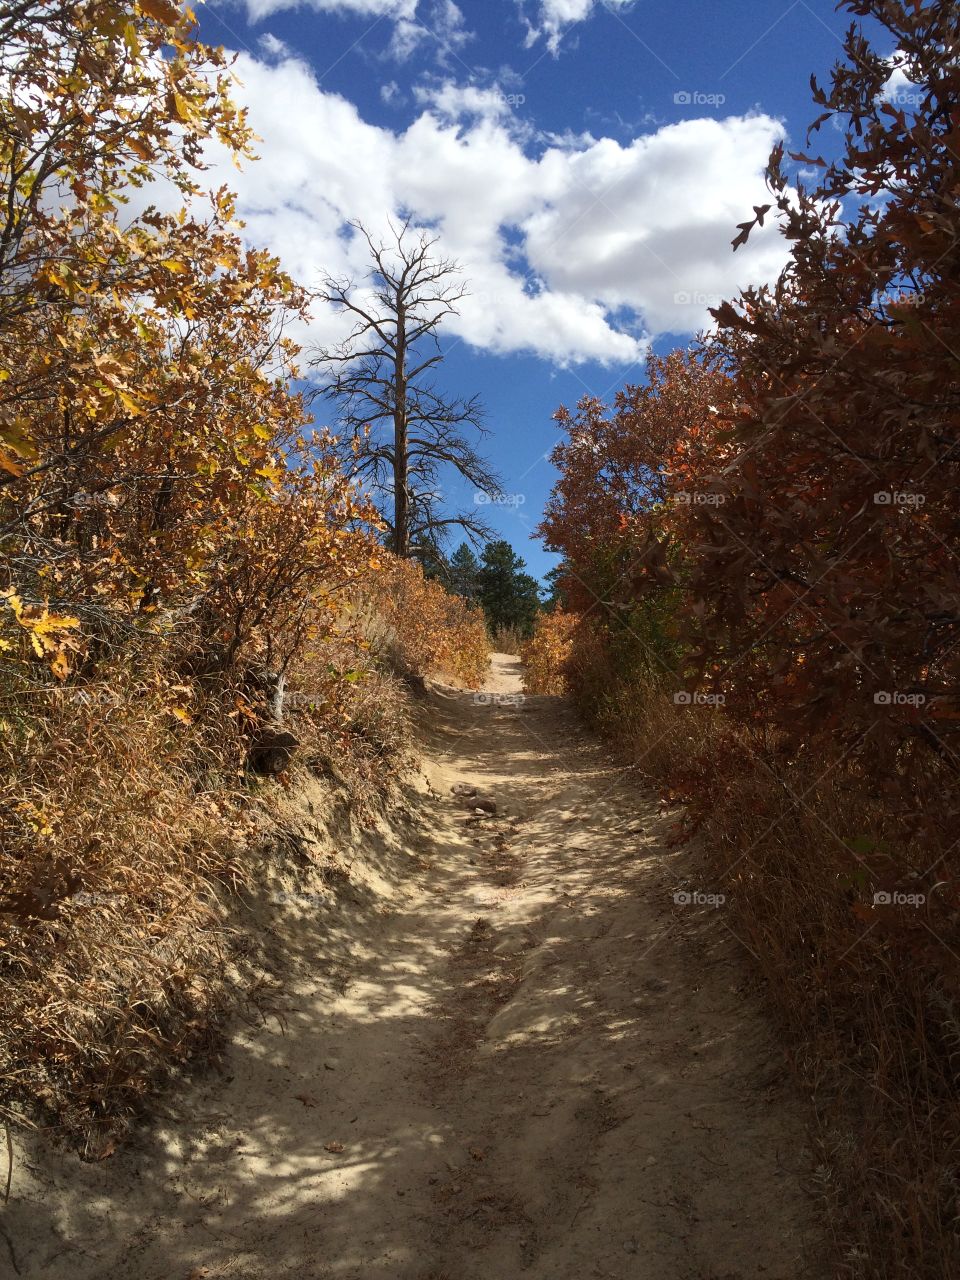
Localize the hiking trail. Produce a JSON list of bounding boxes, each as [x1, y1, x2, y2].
[[5, 654, 828, 1280]]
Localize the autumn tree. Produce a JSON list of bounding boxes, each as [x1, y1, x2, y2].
[[541, 0, 960, 787], [0, 0, 372, 681], [676, 0, 960, 771], [539, 350, 730, 679], [312, 219, 502, 559]]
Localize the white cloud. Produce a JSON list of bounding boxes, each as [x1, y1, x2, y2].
[[879, 53, 923, 109], [523, 0, 635, 55], [523, 115, 790, 333], [206, 52, 789, 364], [257, 31, 290, 58], [241, 0, 470, 64], [387, 0, 469, 62], [413, 80, 511, 120]]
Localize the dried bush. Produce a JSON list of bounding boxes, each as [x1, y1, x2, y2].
[[520, 611, 578, 694], [361, 553, 490, 689]]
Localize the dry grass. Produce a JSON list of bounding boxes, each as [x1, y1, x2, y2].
[[0, 556, 485, 1149], [0, 657, 250, 1146], [0, 616, 416, 1150]]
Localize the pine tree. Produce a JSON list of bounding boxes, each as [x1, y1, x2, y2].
[[476, 541, 541, 637]]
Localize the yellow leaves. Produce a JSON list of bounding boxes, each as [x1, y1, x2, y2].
[[122, 21, 142, 57], [160, 259, 188, 273], [15, 800, 54, 840], [167, 88, 200, 125], [1, 590, 81, 680], [50, 650, 71, 680], [0, 435, 27, 475], [117, 388, 143, 415], [168, 706, 193, 725], [44, 264, 72, 291]]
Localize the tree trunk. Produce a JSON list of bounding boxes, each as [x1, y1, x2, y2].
[[393, 307, 409, 557]]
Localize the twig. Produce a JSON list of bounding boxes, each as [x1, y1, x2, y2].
[[3, 1121, 11, 1204]]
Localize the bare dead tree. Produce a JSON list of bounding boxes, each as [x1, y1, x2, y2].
[[311, 218, 502, 560]]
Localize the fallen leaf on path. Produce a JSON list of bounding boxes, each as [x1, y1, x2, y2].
[[324, 1141, 345, 1153], [295, 1092, 319, 1107]]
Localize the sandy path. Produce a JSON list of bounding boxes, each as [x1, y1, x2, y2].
[[4, 655, 828, 1280]]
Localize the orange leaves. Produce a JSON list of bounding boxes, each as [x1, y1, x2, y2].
[[521, 611, 579, 695], [139, 0, 185, 26], [364, 555, 490, 689]]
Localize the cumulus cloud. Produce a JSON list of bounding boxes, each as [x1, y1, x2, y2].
[[204, 52, 789, 364]]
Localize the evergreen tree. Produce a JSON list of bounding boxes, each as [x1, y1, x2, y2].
[[542, 564, 570, 611], [447, 542, 481, 601], [476, 540, 541, 636]]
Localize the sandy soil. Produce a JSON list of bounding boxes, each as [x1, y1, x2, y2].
[[3, 655, 830, 1280]]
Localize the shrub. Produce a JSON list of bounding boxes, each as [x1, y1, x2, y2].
[[520, 610, 579, 695], [361, 553, 490, 689]]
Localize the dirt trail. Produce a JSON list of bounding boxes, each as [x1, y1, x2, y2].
[[5, 655, 829, 1280]]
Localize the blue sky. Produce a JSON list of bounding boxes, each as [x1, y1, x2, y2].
[[192, 0, 889, 580]]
